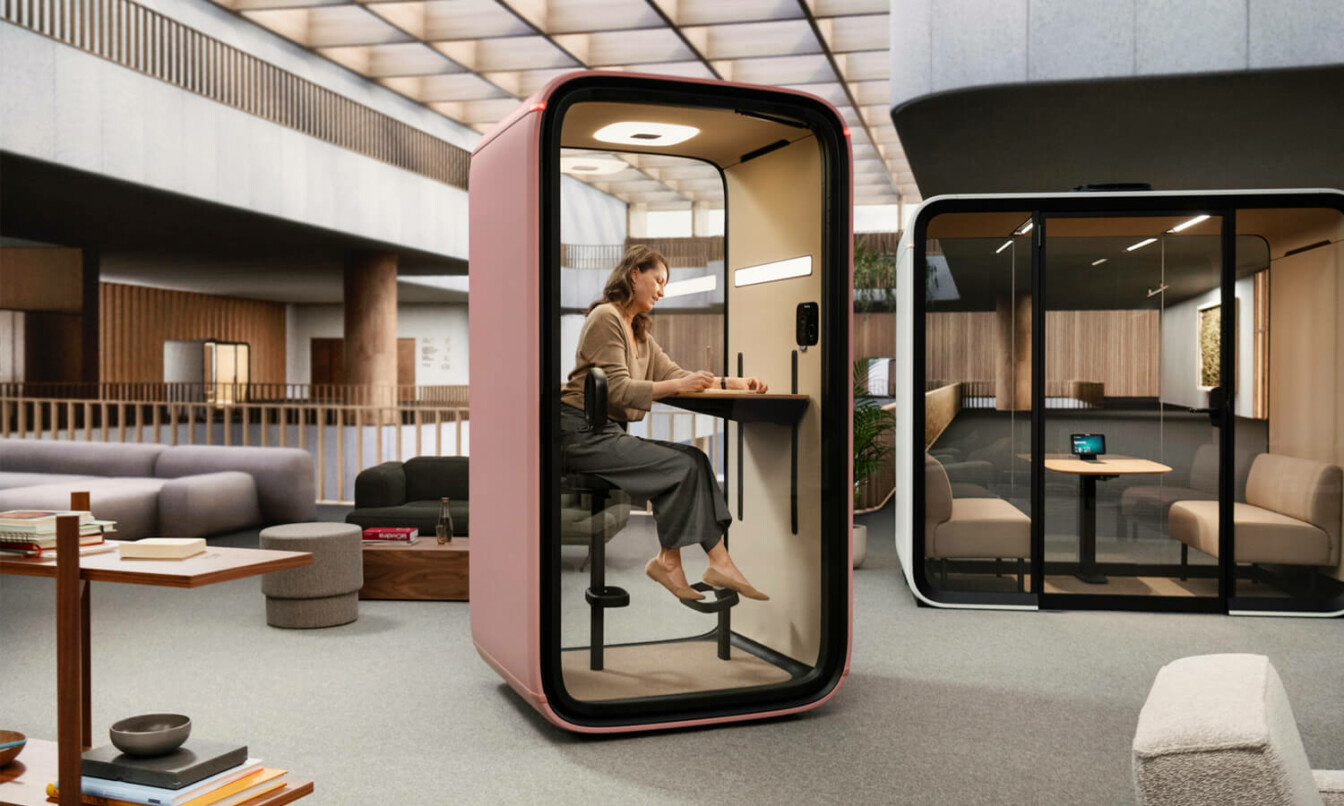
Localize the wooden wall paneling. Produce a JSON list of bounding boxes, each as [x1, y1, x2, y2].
[[99, 283, 286, 384], [854, 313, 897, 360], [650, 313, 724, 376], [0, 248, 83, 312], [995, 295, 1031, 410], [924, 312, 995, 385], [1044, 310, 1159, 397], [921, 309, 1158, 398]]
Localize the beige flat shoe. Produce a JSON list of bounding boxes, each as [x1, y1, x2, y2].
[[702, 567, 769, 601], [645, 558, 706, 601]]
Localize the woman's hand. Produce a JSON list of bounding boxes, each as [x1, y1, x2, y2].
[[727, 376, 769, 394], [677, 371, 715, 394]]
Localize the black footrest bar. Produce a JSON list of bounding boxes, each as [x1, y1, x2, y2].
[[585, 585, 630, 608], [679, 582, 739, 613], [685, 582, 738, 661]]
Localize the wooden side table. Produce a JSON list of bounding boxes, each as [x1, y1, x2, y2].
[[0, 522, 314, 806], [360, 537, 470, 600]]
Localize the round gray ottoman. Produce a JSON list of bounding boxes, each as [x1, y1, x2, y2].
[[259, 522, 363, 628]]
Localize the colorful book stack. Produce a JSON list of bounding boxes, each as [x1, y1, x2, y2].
[[49, 740, 289, 806], [0, 509, 117, 558], [361, 526, 419, 545]]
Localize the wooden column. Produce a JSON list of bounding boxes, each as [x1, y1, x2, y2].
[[343, 251, 398, 414], [995, 293, 1032, 411]]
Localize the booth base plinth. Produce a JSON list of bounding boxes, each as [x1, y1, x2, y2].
[[560, 639, 792, 701]]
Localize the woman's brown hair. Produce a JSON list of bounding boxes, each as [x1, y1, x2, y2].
[[586, 244, 667, 342]]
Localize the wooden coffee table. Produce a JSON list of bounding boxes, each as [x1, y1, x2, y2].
[[360, 537, 469, 600]]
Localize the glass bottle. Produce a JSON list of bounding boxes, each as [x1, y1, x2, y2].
[[437, 497, 453, 544]]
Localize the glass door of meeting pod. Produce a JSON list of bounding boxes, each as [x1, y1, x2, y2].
[[1036, 210, 1232, 611], [911, 193, 1344, 615]]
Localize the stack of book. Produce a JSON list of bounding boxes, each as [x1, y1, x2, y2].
[[361, 526, 418, 545], [50, 740, 289, 806], [0, 509, 117, 558]]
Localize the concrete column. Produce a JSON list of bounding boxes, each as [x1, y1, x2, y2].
[[995, 293, 1031, 411], [343, 251, 398, 412], [627, 204, 649, 238], [692, 201, 714, 237]]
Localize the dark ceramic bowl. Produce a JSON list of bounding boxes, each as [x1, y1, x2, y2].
[[109, 714, 191, 756], [0, 730, 25, 767]]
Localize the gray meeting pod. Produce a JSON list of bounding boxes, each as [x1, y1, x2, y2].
[[894, 189, 1344, 616]]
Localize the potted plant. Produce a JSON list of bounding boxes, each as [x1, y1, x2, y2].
[[852, 241, 897, 313], [852, 359, 895, 568]]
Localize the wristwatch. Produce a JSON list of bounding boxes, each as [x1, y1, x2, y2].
[[721, 377, 727, 389]]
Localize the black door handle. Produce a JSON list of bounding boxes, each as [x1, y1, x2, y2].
[[1192, 386, 1227, 426]]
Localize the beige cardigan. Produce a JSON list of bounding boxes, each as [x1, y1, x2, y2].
[[561, 303, 690, 423]]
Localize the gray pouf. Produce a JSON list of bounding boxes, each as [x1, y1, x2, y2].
[[259, 522, 363, 628]]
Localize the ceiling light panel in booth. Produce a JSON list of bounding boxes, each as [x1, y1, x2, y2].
[[211, 0, 917, 208]]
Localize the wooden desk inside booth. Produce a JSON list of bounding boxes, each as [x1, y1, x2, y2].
[[664, 391, 811, 532]]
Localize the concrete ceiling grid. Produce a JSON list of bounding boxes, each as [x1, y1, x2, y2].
[[207, 0, 914, 209], [1, 4, 473, 304]]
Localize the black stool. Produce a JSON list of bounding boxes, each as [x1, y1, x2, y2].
[[561, 368, 630, 671], [563, 367, 739, 670]]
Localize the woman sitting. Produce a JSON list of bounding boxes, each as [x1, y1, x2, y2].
[[560, 245, 769, 602]]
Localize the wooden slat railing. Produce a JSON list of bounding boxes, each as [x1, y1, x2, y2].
[[0, 382, 468, 408], [0, 0, 469, 189], [1, 391, 735, 507]]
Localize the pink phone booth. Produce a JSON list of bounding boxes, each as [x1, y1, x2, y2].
[[469, 71, 853, 732]]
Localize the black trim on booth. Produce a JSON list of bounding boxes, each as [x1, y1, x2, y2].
[[1030, 211, 1045, 600], [737, 351, 744, 519], [538, 74, 853, 728], [1218, 211, 1236, 606], [791, 349, 799, 535], [741, 138, 792, 164]]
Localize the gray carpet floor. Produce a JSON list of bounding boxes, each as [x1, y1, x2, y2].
[[2, 503, 1341, 805]]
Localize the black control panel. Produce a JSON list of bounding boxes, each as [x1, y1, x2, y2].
[[795, 302, 819, 349]]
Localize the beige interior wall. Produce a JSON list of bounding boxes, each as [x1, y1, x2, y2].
[[724, 136, 823, 666], [1266, 214, 1343, 581]]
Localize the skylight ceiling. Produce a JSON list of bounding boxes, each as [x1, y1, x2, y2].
[[211, 0, 917, 209]]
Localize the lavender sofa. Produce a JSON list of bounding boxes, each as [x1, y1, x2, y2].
[[0, 438, 316, 540]]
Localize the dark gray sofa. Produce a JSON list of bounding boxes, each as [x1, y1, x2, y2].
[[346, 457, 470, 536]]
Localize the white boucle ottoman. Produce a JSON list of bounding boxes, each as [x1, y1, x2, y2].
[[259, 522, 363, 629]]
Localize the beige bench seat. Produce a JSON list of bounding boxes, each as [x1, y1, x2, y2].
[[1169, 453, 1342, 569], [926, 454, 1030, 590], [1170, 500, 1335, 566], [929, 498, 1031, 560]]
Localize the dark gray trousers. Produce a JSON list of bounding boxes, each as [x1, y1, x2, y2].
[[560, 406, 729, 551]]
